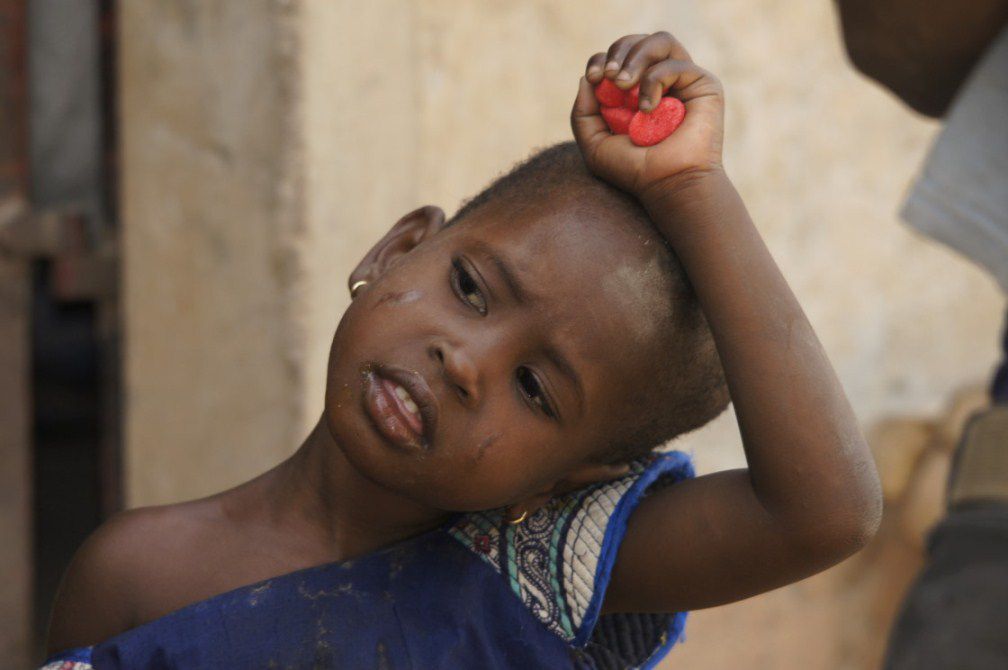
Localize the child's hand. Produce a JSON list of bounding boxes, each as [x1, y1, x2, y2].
[[571, 31, 725, 204]]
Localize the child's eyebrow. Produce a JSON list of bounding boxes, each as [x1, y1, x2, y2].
[[470, 241, 533, 306], [544, 344, 585, 417]]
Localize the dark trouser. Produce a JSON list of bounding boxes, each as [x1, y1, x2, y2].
[[883, 506, 1008, 669], [993, 309, 1008, 403], [884, 310, 1008, 670]]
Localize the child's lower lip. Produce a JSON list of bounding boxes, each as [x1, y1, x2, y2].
[[361, 371, 428, 452]]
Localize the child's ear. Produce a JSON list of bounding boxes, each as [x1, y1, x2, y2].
[[506, 462, 632, 522], [348, 205, 447, 293]]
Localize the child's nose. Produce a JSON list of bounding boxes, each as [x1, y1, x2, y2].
[[429, 342, 480, 407]]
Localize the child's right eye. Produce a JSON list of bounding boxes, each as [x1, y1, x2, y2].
[[451, 259, 487, 315]]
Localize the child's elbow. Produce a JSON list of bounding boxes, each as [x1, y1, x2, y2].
[[849, 459, 884, 546], [837, 491, 883, 555], [809, 475, 884, 563]]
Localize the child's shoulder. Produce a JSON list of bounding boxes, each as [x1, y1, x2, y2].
[[46, 498, 228, 655]]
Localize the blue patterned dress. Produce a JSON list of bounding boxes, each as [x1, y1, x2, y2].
[[42, 451, 693, 669]]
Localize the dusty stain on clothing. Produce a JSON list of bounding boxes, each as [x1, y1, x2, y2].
[[376, 641, 391, 670], [298, 581, 357, 601], [312, 615, 334, 669], [388, 547, 410, 580], [247, 580, 272, 606]]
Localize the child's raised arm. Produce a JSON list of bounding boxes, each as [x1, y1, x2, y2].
[[571, 31, 882, 613]]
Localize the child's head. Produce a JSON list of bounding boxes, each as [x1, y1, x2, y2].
[[325, 142, 728, 513]]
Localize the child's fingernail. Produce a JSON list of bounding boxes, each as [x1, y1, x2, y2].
[[587, 66, 601, 78], [616, 71, 631, 82], [639, 98, 651, 110], [605, 60, 619, 72]]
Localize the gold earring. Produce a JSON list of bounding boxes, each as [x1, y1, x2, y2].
[[350, 280, 369, 298], [507, 509, 528, 525]]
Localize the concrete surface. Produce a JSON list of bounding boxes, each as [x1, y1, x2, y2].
[[120, 0, 305, 505]]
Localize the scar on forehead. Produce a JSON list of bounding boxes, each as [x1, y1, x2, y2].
[[375, 290, 422, 307], [475, 432, 502, 460]]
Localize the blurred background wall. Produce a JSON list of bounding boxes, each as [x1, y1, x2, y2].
[[4, 0, 1004, 667]]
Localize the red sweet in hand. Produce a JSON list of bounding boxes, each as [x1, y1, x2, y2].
[[594, 79, 627, 108], [626, 84, 640, 109], [594, 79, 685, 145], [628, 97, 686, 147], [600, 106, 634, 135]]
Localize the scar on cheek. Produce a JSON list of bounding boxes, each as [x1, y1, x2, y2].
[[475, 432, 502, 460], [375, 289, 423, 307]]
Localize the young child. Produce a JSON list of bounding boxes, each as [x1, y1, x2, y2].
[[43, 31, 881, 669]]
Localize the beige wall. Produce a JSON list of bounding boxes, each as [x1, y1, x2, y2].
[[121, 1, 1004, 667], [121, 0, 306, 505]]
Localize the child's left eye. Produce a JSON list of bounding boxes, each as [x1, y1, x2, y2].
[[451, 259, 487, 315], [517, 366, 556, 419]]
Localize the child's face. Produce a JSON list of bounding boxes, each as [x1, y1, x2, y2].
[[325, 197, 672, 512]]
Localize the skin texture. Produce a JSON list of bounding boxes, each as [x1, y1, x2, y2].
[[47, 30, 883, 654], [835, 0, 1008, 117]]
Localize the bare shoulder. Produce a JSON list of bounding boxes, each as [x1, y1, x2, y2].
[[45, 500, 223, 655]]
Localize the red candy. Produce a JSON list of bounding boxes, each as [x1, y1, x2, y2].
[[628, 97, 686, 147], [594, 79, 627, 107], [626, 84, 640, 109], [600, 106, 634, 135], [593, 79, 685, 146]]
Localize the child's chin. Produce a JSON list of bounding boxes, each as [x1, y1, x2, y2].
[[324, 409, 518, 512]]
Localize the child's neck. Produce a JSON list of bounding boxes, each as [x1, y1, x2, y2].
[[267, 418, 451, 563]]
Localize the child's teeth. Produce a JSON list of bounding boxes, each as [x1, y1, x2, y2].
[[392, 383, 420, 416]]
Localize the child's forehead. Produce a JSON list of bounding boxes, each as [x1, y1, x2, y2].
[[452, 202, 673, 349], [457, 197, 655, 267]]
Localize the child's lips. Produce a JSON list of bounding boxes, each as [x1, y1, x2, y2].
[[360, 363, 439, 452]]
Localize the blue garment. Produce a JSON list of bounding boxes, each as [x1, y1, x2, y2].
[[42, 451, 693, 670]]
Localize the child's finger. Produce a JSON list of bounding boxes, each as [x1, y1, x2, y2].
[[603, 34, 648, 78], [617, 31, 693, 89], [585, 52, 607, 83], [571, 76, 611, 149], [638, 59, 722, 110]]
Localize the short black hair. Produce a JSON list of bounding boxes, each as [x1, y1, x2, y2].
[[448, 141, 729, 462]]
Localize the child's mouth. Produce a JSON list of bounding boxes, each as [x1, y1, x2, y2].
[[360, 364, 437, 452]]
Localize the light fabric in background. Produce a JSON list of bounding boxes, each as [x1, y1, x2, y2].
[[902, 27, 1008, 294]]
